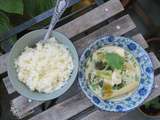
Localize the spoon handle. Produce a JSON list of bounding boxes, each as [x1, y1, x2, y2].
[[44, 0, 70, 41]]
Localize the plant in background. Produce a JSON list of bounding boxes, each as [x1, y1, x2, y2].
[[0, 0, 95, 51], [139, 96, 160, 117], [0, 0, 56, 50]]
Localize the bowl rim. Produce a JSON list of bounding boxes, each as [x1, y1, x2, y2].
[[7, 29, 79, 101], [78, 36, 154, 112]]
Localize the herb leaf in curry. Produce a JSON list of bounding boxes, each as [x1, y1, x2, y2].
[[105, 53, 124, 70]]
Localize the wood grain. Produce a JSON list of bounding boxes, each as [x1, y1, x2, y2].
[[144, 74, 160, 102], [149, 52, 160, 70], [11, 96, 42, 119], [132, 33, 149, 49], [29, 93, 92, 120], [0, 53, 8, 74], [28, 34, 158, 120], [3, 77, 14, 94], [82, 110, 126, 120], [56, 0, 124, 38], [74, 15, 136, 55], [6, 14, 160, 119]]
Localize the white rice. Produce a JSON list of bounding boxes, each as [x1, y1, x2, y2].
[[15, 37, 73, 93]]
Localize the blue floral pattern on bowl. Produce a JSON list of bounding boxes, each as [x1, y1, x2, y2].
[[78, 36, 154, 112]]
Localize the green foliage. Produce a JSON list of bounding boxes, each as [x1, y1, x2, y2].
[[105, 53, 124, 70], [0, 0, 23, 14], [0, 12, 17, 50], [23, 0, 56, 17], [0, 0, 56, 50], [144, 97, 160, 109]]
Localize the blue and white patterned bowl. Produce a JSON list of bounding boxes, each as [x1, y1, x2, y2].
[[78, 36, 154, 112]]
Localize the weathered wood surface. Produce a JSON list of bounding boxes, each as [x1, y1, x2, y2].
[[2, 77, 14, 94], [5, 18, 160, 120], [74, 15, 136, 55], [29, 35, 160, 120], [29, 93, 92, 120], [0, 53, 8, 74], [1, 0, 160, 119], [149, 52, 160, 70], [132, 33, 149, 49], [6, 14, 160, 119], [56, 0, 124, 38], [3, 15, 137, 95], [81, 110, 126, 120], [10, 14, 135, 118], [11, 97, 42, 119], [7, 0, 125, 118], [144, 74, 160, 102]]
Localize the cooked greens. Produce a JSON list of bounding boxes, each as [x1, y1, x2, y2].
[[105, 53, 124, 70], [85, 46, 140, 100]]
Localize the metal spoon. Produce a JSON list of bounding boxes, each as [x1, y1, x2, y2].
[[27, 0, 69, 103], [44, 0, 70, 41]]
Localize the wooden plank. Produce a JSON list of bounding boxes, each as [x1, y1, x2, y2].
[[9, 37, 160, 119], [7, 17, 160, 120], [0, 53, 8, 74], [144, 74, 160, 102], [29, 34, 160, 120], [11, 96, 43, 119], [9, 14, 137, 118], [132, 33, 149, 49], [56, 0, 124, 38], [29, 93, 92, 120], [3, 77, 14, 94], [82, 110, 126, 120], [149, 52, 160, 70], [74, 15, 136, 55], [0, 0, 124, 75]]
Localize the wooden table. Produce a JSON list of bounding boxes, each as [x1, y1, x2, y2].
[[1, 0, 160, 119]]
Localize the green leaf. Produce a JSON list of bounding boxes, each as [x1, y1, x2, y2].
[[105, 53, 124, 70], [23, 0, 56, 17], [0, 12, 9, 24], [144, 97, 160, 109], [0, 12, 17, 51], [0, 12, 10, 33], [0, 0, 23, 14]]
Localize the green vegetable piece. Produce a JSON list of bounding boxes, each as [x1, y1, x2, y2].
[[144, 96, 160, 109], [96, 70, 112, 80], [105, 53, 124, 70], [99, 80, 103, 88]]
